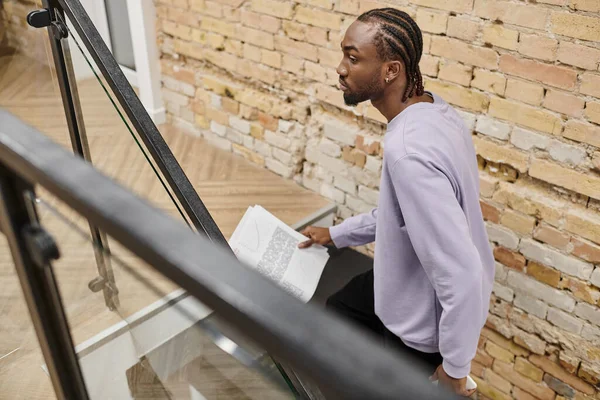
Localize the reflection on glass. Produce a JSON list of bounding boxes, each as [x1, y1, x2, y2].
[[104, 0, 136, 71], [32, 194, 295, 399]]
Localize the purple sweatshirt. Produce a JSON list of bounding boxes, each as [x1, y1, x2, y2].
[[329, 92, 495, 378]]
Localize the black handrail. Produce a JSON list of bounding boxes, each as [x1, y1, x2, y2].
[[50, 0, 229, 248], [0, 111, 459, 400]]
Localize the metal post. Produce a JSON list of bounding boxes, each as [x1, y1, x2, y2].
[[0, 165, 89, 400], [28, 2, 119, 310]]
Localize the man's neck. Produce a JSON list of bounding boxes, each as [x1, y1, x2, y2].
[[372, 92, 433, 123]]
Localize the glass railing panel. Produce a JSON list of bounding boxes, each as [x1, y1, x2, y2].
[[0, 2, 65, 397], [30, 191, 297, 399]]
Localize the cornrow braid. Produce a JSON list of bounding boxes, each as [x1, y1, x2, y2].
[[358, 8, 425, 102]]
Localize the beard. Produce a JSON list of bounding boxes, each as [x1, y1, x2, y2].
[[343, 73, 384, 106]]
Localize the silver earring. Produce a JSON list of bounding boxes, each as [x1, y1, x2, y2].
[[385, 78, 389, 83]]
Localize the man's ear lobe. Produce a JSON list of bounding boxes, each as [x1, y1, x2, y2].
[[387, 60, 403, 80]]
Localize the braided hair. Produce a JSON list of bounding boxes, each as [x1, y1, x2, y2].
[[357, 8, 425, 102]]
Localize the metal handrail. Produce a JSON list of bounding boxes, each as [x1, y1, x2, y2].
[[0, 111, 458, 400]]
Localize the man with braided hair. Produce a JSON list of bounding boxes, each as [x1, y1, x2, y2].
[[300, 8, 494, 397]]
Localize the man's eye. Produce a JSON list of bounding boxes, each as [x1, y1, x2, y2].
[[349, 56, 357, 63]]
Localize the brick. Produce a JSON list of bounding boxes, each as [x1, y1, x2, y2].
[[317, 47, 340, 69], [297, 0, 334, 9], [566, 208, 600, 246], [481, 200, 501, 222], [483, 24, 519, 50], [548, 307, 584, 334], [474, 0, 549, 30], [480, 174, 499, 198], [243, 43, 261, 62], [482, 327, 529, 356], [512, 387, 539, 400], [430, 37, 498, 69], [527, 261, 561, 288], [543, 90, 585, 118], [533, 225, 570, 250], [493, 182, 566, 227], [499, 54, 577, 90], [323, 120, 358, 146], [496, 262, 508, 283], [357, 1, 414, 15], [305, 61, 335, 84], [563, 120, 600, 148], [473, 136, 529, 173], [416, 9, 448, 34], [241, 10, 280, 33], [513, 328, 546, 355], [575, 302, 600, 326], [251, 0, 293, 19], [514, 293, 548, 319], [424, 79, 488, 112], [486, 369, 513, 393], [409, 0, 475, 12], [261, 49, 282, 68], [493, 361, 555, 400], [500, 209, 535, 235], [438, 62, 472, 86], [529, 355, 596, 395], [200, 17, 236, 37], [571, 0, 600, 11], [358, 185, 379, 205], [472, 69, 506, 95], [305, 26, 329, 47], [580, 74, 600, 99], [471, 360, 485, 378], [494, 282, 514, 302], [320, 183, 346, 203], [547, 140, 587, 167], [472, 376, 512, 400], [295, 6, 341, 30], [163, 21, 192, 40], [562, 277, 600, 304], [334, 175, 357, 195], [518, 34, 558, 62], [584, 102, 600, 125], [578, 363, 600, 387], [487, 222, 520, 251], [282, 55, 305, 73], [557, 42, 600, 71], [336, 0, 359, 14], [419, 55, 439, 77], [515, 357, 544, 382], [531, 159, 600, 201], [447, 17, 480, 41], [282, 20, 306, 40], [316, 84, 346, 109], [510, 128, 551, 152], [489, 97, 562, 135], [520, 238, 593, 280], [507, 270, 576, 312], [571, 237, 600, 263], [355, 136, 380, 156], [275, 36, 318, 62], [229, 116, 251, 134], [551, 12, 600, 42], [495, 247, 526, 271], [235, 26, 274, 49], [558, 352, 579, 375], [505, 79, 544, 106]]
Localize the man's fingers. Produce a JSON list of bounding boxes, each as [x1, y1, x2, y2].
[[462, 388, 476, 398], [298, 239, 314, 248]]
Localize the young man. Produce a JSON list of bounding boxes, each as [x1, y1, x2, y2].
[[299, 8, 495, 397]]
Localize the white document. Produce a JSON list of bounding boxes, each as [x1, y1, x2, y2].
[[229, 205, 329, 303]]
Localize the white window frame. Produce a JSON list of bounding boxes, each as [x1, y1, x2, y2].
[[89, 0, 165, 124]]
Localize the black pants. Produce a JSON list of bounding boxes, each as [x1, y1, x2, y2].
[[326, 270, 443, 374]]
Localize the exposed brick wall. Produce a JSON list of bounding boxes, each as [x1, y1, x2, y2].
[[155, 0, 600, 398]]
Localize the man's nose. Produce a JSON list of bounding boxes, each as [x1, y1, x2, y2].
[[336, 61, 347, 77]]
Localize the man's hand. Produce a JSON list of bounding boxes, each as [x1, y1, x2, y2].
[[430, 364, 476, 397], [298, 226, 332, 248]]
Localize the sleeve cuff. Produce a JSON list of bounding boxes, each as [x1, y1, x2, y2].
[[443, 359, 471, 379], [329, 224, 350, 249]]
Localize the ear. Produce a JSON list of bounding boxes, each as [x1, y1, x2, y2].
[[385, 60, 403, 83]]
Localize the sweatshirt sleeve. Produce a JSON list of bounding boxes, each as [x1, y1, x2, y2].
[[328, 208, 377, 248], [390, 154, 483, 379]]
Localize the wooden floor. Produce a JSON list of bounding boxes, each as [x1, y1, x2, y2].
[[0, 50, 328, 399]]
